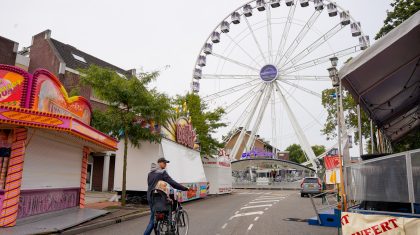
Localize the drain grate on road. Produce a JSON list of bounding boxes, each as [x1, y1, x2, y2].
[[283, 218, 309, 223]]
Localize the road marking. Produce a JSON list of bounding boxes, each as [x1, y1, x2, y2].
[[254, 197, 285, 200], [248, 224, 254, 230], [249, 200, 280, 203], [229, 211, 264, 220], [254, 216, 259, 221], [264, 208, 269, 210], [235, 211, 239, 214], [222, 223, 228, 229], [241, 204, 272, 210]]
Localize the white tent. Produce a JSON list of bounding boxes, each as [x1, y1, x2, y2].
[[339, 11, 420, 141]]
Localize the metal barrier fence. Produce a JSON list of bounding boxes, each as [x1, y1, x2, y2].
[[345, 148, 420, 213]]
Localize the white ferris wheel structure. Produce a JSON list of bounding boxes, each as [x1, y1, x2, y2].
[[191, 0, 370, 170]]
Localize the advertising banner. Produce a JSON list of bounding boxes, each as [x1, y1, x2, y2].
[[325, 169, 341, 184], [341, 212, 420, 235], [324, 155, 341, 170]]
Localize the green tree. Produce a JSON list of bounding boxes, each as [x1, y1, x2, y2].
[[174, 93, 226, 156], [375, 0, 420, 40], [79, 65, 171, 206], [286, 144, 326, 164], [285, 144, 305, 163], [311, 145, 326, 156], [321, 88, 372, 144]]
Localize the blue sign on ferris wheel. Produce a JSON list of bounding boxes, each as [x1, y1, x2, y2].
[[259, 64, 278, 82]]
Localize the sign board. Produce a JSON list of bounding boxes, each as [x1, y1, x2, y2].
[[341, 212, 420, 235], [0, 65, 30, 108], [325, 169, 341, 184], [31, 70, 92, 125], [324, 155, 341, 170], [162, 116, 198, 150], [241, 147, 274, 159]]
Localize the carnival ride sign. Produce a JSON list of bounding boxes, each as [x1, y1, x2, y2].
[[176, 121, 196, 149], [32, 70, 92, 125], [162, 116, 198, 150], [241, 147, 274, 159]]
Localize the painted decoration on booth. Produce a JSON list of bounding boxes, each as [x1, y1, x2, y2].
[[173, 182, 207, 202], [0, 65, 30, 108], [162, 116, 198, 150], [31, 69, 92, 125], [341, 212, 420, 235]]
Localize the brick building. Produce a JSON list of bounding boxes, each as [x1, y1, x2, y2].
[[25, 29, 135, 192], [28, 29, 135, 111], [224, 128, 289, 161], [0, 36, 18, 66]]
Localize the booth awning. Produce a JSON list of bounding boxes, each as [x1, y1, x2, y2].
[[339, 11, 420, 141], [0, 105, 117, 151]]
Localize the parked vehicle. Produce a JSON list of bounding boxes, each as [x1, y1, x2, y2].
[[300, 177, 322, 197]]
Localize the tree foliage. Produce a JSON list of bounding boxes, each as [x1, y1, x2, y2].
[[79, 65, 171, 206], [285, 144, 326, 164], [375, 0, 420, 40], [173, 93, 226, 156], [321, 88, 372, 144]]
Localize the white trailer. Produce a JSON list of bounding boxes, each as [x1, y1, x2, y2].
[[202, 156, 232, 194], [114, 138, 208, 202]]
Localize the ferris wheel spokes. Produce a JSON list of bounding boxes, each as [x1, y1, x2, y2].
[[245, 84, 273, 152], [201, 74, 259, 80], [266, 5, 273, 63], [280, 45, 360, 75], [244, 16, 268, 64], [280, 75, 330, 81], [281, 85, 324, 127], [229, 83, 267, 159], [274, 81, 318, 169], [212, 52, 260, 72], [225, 33, 263, 67], [225, 83, 263, 113], [271, 87, 277, 151], [222, 84, 265, 144], [280, 22, 346, 69], [203, 79, 260, 101], [275, 10, 323, 67], [273, 0, 297, 65], [279, 80, 322, 98]]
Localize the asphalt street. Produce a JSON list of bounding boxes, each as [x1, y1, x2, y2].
[[78, 189, 337, 235]]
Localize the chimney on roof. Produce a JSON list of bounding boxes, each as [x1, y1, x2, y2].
[[127, 69, 137, 77]]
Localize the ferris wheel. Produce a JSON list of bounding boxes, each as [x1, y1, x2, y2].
[[191, 0, 369, 169]]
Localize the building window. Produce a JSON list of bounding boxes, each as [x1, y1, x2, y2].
[[72, 53, 86, 63]]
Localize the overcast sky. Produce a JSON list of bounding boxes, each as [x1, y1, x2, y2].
[[1, 0, 392, 155]]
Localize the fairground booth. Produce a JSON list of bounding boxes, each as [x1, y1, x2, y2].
[[113, 116, 208, 202], [338, 11, 420, 234], [0, 65, 117, 228]]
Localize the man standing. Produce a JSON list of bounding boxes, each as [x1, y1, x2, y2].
[[144, 157, 188, 235]]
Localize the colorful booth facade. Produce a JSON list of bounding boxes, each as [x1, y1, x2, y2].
[[0, 65, 117, 227]]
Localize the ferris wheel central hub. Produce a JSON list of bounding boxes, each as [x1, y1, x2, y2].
[[259, 64, 278, 82]]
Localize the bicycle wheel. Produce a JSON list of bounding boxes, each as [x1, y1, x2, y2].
[[176, 210, 189, 235]]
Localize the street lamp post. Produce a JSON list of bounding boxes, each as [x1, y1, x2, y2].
[[327, 57, 347, 211]]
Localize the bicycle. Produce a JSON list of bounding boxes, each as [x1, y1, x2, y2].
[[153, 191, 189, 235]]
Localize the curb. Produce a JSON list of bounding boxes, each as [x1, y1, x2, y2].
[[60, 210, 151, 235]]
